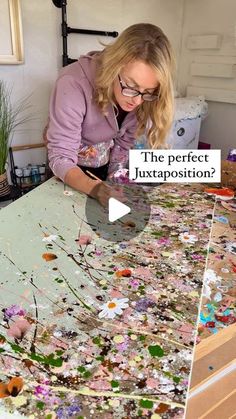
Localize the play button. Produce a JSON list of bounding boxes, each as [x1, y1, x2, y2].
[[84, 183, 151, 245], [85, 182, 151, 243], [108, 198, 131, 222]]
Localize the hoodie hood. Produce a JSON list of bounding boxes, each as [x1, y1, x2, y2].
[[59, 51, 100, 89]]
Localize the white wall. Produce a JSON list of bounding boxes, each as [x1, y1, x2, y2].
[[177, 0, 236, 158], [67, 0, 184, 58]]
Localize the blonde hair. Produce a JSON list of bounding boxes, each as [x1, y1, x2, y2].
[[94, 23, 175, 148]]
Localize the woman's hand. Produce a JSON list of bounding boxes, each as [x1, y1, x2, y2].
[[64, 167, 125, 208], [90, 182, 125, 208]]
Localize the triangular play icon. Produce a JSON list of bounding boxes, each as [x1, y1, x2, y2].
[[108, 197, 131, 222]]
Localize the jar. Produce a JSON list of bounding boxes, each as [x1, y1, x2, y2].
[[38, 164, 46, 182], [15, 168, 23, 184], [31, 166, 41, 184], [23, 167, 31, 184]]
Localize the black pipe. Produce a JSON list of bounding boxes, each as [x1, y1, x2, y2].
[[61, 1, 69, 66], [67, 27, 118, 37], [67, 58, 78, 65], [52, 0, 118, 66]]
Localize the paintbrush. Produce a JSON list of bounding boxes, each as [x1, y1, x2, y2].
[[86, 170, 128, 203], [85, 170, 104, 182], [85, 170, 114, 190]]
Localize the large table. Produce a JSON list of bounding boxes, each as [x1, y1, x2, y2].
[[0, 177, 233, 418]]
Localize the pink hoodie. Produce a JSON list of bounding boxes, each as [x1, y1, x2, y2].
[[47, 52, 137, 181]]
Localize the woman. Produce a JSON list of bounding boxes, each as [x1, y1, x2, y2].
[[46, 23, 175, 206]]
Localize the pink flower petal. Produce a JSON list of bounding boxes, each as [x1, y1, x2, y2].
[[77, 235, 92, 245]]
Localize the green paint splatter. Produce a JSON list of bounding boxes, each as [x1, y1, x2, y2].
[[96, 355, 104, 361], [139, 335, 146, 341], [111, 380, 119, 388], [36, 401, 45, 410], [148, 344, 164, 357], [92, 336, 102, 346], [140, 399, 154, 408]]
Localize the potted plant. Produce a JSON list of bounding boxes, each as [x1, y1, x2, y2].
[[0, 81, 30, 197]]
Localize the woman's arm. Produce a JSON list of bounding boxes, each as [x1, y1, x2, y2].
[[108, 113, 137, 176], [47, 75, 86, 182], [64, 166, 100, 195], [65, 166, 118, 207], [47, 74, 124, 206]]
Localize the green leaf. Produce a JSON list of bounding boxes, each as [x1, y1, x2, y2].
[[46, 353, 63, 367], [30, 353, 44, 362], [148, 344, 164, 357], [111, 380, 119, 388], [78, 366, 86, 373], [36, 401, 45, 410], [164, 202, 175, 208], [58, 235, 65, 241], [0, 348, 5, 353], [173, 376, 181, 384], [30, 352, 63, 367], [92, 336, 101, 346], [139, 335, 146, 341], [151, 231, 164, 237], [54, 277, 63, 283], [55, 350, 64, 356], [140, 399, 153, 408], [11, 344, 24, 353]]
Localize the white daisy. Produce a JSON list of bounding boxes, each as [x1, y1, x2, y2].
[[42, 234, 58, 243], [63, 190, 74, 196], [178, 232, 198, 244], [98, 298, 129, 319]]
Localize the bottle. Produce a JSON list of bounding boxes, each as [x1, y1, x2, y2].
[[38, 164, 46, 182], [134, 134, 147, 149], [23, 167, 31, 184], [15, 168, 23, 185], [31, 166, 40, 184]]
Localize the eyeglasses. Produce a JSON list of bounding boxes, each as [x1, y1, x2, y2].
[[118, 74, 159, 102]]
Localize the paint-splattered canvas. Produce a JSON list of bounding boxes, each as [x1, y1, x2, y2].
[[0, 179, 215, 418]]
